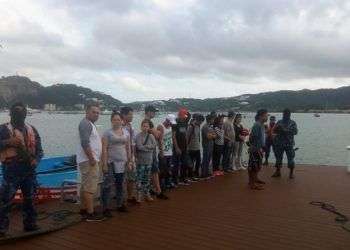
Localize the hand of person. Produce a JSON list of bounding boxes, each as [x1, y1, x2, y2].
[[30, 159, 38, 167], [102, 164, 109, 174], [175, 147, 182, 155], [89, 158, 97, 167], [159, 151, 164, 159], [127, 161, 133, 171], [6, 137, 22, 147]]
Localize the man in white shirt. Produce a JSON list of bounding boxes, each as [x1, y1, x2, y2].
[[77, 103, 104, 221]]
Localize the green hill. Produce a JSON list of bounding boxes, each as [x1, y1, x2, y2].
[[0, 76, 122, 110]]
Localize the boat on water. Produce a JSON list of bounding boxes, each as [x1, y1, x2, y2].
[[314, 113, 321, 117], [0, 156, 78, 203]]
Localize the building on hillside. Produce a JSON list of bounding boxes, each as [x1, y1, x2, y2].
[[74, 104, 85, 110], [44, 104, 56, 111]]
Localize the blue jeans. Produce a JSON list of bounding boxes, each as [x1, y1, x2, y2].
[[0, 166, 37, 233], [202, 144, 213, 177], [173, 152, 190, 182], [101, 164, 125, 209], [136, 165, 152, 198], [158, 155, 173, 191], [274, 145, 295, 169], [222, 143, 234, 171]]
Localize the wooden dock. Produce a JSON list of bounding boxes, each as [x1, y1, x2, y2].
[[1, 165, 350, 250]]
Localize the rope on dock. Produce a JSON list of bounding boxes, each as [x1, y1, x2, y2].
[[310, 201, 350, 232]]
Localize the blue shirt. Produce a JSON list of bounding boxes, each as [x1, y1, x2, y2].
[[249, 122, 265, 152]]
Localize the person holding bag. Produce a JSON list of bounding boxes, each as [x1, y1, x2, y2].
[[101, 112, 131, 217]]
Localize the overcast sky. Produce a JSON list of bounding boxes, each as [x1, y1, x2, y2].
[[1, 0, 350, 102]]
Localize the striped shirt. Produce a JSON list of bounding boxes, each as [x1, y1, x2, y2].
[[214, 127, 225, 146]]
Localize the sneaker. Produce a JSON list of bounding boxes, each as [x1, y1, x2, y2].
[[183, 180, 191, 185], [103, 209, 113, 218], [271, 170, 281, 178], [24, 225, 40, 232], [117, 205, 129, 213], [215, 171, 224, 176], [127, 197, 138, 205], [86, 213, 105, 222], [145, 196, 154, 202], [156, 193, 169, 200], [178, 181, 190, 186], [191, 177, 200, 182], [80, 209, 88, 220]]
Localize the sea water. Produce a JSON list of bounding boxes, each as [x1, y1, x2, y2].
[[0, 112, 349, 167]]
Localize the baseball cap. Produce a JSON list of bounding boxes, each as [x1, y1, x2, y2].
[[145, 105, 159, 113], [178, 108, 189, 119], [227, 110, 236, 118], [165, 114, 177, 125]]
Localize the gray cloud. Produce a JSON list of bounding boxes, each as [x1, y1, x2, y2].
[[0, 0, 350, 102]]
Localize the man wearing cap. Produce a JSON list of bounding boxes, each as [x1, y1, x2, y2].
[[172, 108, 191, 185], [187, 114, 204, 180], [157, 114, 176, 191], [222, 111, 236, 173], [144, 105, 168, 200]]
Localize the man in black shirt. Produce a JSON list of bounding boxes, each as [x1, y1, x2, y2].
[[172, 108, 191, 185]]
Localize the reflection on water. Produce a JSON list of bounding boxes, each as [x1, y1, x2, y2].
[[0, 112, 349, 166]]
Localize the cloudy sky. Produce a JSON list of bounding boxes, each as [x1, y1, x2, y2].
[[1, 0, 350, 102]]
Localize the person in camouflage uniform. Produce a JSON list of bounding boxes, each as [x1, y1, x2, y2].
[[271, 109, 298, 179]]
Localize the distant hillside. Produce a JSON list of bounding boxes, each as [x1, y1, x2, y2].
[[1, 75, 350, 112], [127, 86, 350, 112], [0, 76, 122, 110]]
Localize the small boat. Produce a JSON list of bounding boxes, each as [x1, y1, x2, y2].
[[0, 156, 78, 203], [314, 113, 320, 117]]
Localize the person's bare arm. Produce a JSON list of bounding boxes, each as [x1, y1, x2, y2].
[[172, 130, 181, 155], [157, 124, 165, 157], [101, 137, 108, 172], [126, 139, 131, 162], [79, 120, 96, 166]]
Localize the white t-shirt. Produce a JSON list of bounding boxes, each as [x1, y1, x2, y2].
[[77, 118, 102, 164]]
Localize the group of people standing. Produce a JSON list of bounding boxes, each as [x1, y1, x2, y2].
[[0, 101, 298, 234], [77, 103, 257, 221]]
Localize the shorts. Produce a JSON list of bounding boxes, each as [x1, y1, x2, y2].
[[158, 155, 173, 178], [79, 161, 101, 194], [248, 151, 262, 172]]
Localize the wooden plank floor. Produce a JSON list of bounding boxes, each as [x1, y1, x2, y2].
[[2, 165, 350, 250]]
